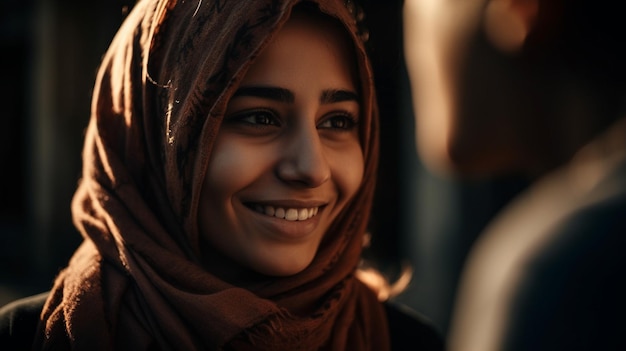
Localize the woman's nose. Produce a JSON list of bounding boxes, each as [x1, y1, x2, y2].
[[275, 126, 331, 187]]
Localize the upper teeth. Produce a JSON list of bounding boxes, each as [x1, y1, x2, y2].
[[254, 204, 319, 221]]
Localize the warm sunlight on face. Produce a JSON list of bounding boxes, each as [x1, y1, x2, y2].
[[403, 0, 485, 173], [198, 10, 364, 277]]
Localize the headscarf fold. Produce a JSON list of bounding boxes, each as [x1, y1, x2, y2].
[[35, 0, 385, 350]]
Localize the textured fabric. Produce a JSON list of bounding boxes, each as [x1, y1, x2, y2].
[[34, 0, 385, 350], [2, 292, 446, 350]]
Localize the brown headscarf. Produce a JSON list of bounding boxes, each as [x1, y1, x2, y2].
[[35, 0, 384, 350]]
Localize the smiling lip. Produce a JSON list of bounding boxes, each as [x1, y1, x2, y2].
[[241, 199, 329, 239], [245, 201, 325, 221]]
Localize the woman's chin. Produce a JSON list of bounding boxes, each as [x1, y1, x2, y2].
[[251, 253, 315, 277]]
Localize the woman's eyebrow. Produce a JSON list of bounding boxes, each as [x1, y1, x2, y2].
[[232, 86, 359, 104], [320, 89, 359, 104], [232, 86, 294, 103]]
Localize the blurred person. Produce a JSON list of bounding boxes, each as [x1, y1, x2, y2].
[[0, 0, 445, 350], [403, 0, 626, 350]]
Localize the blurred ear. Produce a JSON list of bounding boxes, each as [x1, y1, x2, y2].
[[483, 0, 568, 53], [483, 0, 539, 53]]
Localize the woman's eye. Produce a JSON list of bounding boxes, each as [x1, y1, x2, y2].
[[230, 110, 280, 127], [318, 113, 358, 131]]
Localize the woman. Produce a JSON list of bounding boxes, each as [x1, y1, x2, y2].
[[0, 0, 443, 349]]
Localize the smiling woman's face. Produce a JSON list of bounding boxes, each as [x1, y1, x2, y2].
[[198, 9, 364, 277]]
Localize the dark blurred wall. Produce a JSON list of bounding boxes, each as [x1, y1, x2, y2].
[[359, 0, 405, 271], [0, 0, 135, 304]]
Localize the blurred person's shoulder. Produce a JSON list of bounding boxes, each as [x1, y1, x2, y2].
[[0, 291, 48, 349], [384, 300, 446, 351]]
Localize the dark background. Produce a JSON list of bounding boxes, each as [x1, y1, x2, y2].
[[0, 0, 136, 303], [0, 0, 527, 337]]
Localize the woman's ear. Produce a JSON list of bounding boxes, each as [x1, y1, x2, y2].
[[483, 0, 539, 53]]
